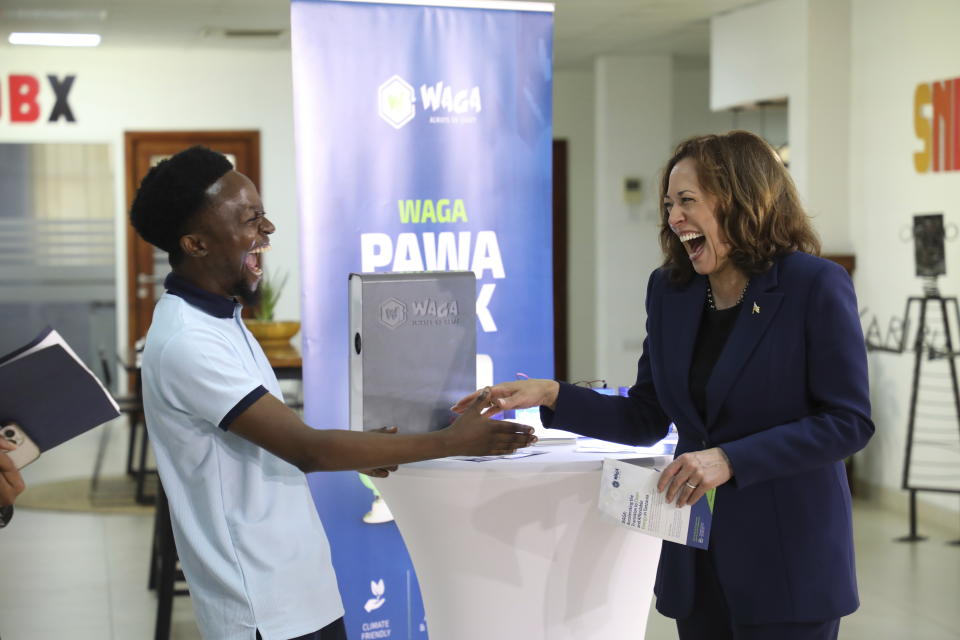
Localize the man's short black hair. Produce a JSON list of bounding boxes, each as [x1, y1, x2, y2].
[[129, 146, 233, 265]]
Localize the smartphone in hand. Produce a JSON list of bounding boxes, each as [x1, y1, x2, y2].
[[1, 423, 41, 469]]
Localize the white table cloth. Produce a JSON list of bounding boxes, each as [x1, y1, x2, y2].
[[375, 445, 667, 640]]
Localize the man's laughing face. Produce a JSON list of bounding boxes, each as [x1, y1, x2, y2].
[[195, 171, 275, 306]]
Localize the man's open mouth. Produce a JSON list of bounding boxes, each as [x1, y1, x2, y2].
[[245, 244, 271, 277]]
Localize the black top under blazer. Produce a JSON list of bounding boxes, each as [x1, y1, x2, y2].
[[542, 251, 874, 624]]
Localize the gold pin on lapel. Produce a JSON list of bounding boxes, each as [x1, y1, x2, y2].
[[752, 302, 760, 315]]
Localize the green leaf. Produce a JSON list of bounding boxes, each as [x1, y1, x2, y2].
[[256, 268, 288, 321]]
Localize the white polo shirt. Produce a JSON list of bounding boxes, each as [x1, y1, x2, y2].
[[141, 274, 343, 640]]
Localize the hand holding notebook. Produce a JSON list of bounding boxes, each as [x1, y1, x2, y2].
[[0, 328, 120, 468]]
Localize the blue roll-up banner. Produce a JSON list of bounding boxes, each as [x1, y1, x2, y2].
[[291, 1, 554, 637]]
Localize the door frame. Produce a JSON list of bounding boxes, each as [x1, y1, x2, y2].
[[553, 139, 568, 381]]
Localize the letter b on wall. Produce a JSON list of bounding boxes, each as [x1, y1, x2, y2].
[[9, 75, 41, 122]]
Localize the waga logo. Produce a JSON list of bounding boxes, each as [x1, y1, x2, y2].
[[378, 74, 482, 129], [364, 578, 386, 613], [378, 75, 416, 129], [379, 297, 406, 329]]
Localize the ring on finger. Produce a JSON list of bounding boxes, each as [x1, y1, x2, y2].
[[684, 481, 698, 490]]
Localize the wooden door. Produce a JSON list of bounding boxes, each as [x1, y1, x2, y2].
[[124, 131, 260, 355]]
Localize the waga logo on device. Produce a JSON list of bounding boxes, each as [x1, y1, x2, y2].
[[364, 578, 386, 612], [379, 297, 407, 329], [378, 75, 416, 129]]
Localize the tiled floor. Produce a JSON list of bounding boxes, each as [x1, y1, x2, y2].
[[2, 420, 958, 639], [644, 500, 960, 640]]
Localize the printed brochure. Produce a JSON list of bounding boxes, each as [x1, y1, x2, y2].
[[598, 457, 713, 549]]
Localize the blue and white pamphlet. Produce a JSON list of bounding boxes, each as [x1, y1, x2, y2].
[[598, 457, 714, 549]]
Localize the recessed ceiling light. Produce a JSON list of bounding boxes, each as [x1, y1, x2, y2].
[[8, 32, 102, 47]]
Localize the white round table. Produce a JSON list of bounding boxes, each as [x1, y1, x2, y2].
[[374, 445, 667, 640]]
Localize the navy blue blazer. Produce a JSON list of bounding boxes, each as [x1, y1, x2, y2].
[[543, 251, 874, 624]]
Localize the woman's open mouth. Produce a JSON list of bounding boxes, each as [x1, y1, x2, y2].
[[677, 231, 706, 261]]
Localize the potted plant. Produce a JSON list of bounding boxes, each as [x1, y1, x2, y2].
[[243, 269, 301, 361]]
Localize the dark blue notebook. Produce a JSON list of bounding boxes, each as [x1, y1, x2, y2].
[[0, 328, 120, 452]]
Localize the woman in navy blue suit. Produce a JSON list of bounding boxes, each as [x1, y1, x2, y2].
[[454, 130, 874, 639]]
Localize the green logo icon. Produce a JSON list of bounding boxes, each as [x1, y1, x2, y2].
[[378, 75, 416, 129]]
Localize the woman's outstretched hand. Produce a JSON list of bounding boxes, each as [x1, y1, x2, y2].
[[451, 379, 561, 415]]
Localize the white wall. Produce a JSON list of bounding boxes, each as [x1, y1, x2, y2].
[[672, 59, 788, 148], [806, 0, 852, 254], [849, 0, 960, 513], [712, 0, 854, 253], [710, 0, 806, 113], [593, 56, 673, 386], [0, 46, 301, 356], [672, 61, 735, 146]]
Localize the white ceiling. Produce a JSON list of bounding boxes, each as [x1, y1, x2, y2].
[[0, 0, 762, 69]]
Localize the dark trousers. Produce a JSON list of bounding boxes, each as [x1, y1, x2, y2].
[[675, 551, 840, 640], [256, 617, 347, 640]]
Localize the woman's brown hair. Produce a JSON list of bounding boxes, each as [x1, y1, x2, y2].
[[658, 130, 820, 284]]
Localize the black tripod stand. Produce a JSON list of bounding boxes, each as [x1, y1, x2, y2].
[[867, 284, 960, 544]]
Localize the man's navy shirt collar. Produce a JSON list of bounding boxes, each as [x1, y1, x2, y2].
[[164, 273, 237, 319]]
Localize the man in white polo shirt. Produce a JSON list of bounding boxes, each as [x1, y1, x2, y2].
[[129, 146, 535, 640]]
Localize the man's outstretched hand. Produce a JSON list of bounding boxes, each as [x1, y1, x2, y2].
[[443, 388, 537, 456]]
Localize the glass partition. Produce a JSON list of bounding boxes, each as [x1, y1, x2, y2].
[[0, 143, 116, 379]]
